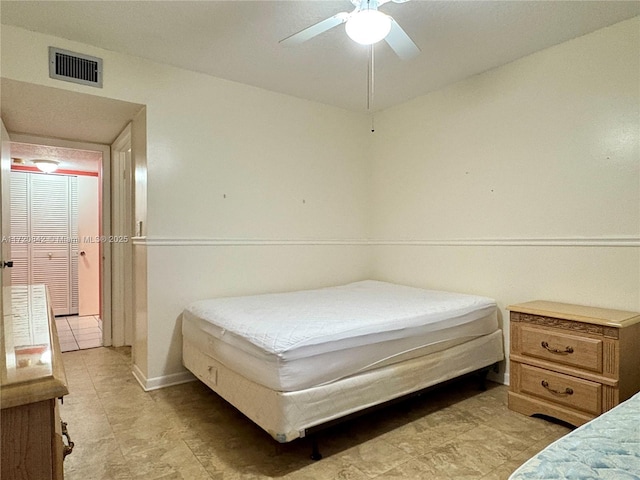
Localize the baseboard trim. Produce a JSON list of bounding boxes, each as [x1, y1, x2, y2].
[[487, 368, 509, 386], [132, 364, 197, 391]]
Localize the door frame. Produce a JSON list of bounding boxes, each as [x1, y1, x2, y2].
[[8, 133, 113, 346], [0, 120, 12, 335], [111, 124, 133, 346]]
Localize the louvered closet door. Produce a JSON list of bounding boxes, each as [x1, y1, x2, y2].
[[10, 173, 29, 285], [69, 178, 79, 313], [11, 173, 79, 316], [30, 174, 77, 316]]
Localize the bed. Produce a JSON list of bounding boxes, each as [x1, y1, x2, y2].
[[182, 280, 504, 446], [509, 390, 640, 479]]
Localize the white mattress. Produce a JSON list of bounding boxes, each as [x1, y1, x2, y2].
[[183, 280, 499, 391], [183, 330, 505, 442]]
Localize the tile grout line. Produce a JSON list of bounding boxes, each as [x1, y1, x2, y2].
[[57, 317, 80, 352], [86, 349, 134, 478], [66, 349, 135, 479], [68, 316, 103, 350]]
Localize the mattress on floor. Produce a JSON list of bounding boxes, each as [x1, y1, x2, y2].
[[183, 329, 505, 442], [182, 280, 499, 391], [509, 390, 640, 479]]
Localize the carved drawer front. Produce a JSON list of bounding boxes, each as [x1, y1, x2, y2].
[[520, 364, 601, 415], [520, 325, 602, 372]]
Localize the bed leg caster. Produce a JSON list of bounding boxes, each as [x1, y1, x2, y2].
[[310, 437, 322, 461], [477, 368, 489, 391], [478, 362, 500, 390]]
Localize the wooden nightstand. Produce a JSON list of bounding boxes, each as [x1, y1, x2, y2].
[[508, 300, 640, 427]]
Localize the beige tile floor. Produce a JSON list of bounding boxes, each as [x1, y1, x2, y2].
[[56, 315, 103, 351], [60, 347, 572, 480]]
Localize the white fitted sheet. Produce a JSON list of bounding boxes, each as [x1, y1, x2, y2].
[[182, 280, 499, 391], [183, 330, 505, 442]]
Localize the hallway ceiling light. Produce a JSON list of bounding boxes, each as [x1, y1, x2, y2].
[[33, 159, 60, 173]]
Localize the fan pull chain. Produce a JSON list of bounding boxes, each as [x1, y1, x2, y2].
[[367, 45, 371, 110], [371, 43, 375, 105], [368, 44, 376, 132], [367, 43, 375, 111]]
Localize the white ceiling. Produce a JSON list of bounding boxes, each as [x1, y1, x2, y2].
[[1, 1, 638, 113], [1, 78, 143, 144], [1, 78, 141, 171]]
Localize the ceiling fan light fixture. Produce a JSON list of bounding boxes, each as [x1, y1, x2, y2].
[[33, 159, 60, 173], [345, 10, 392, 45]]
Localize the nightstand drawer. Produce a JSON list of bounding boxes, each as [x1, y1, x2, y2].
[[520, 325, 602, 372], [509, 300, 640, 427], [520, 364, 601, 415]]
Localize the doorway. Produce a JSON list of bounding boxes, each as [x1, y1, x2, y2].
[[10, 141, 103, 351], [1, 78, 145, 353]]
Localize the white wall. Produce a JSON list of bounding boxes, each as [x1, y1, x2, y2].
[[369, 17, 640, 380], [2, 17, 638, 387], [1, 24, 372, 387]]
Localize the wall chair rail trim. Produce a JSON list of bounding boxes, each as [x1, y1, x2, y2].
[[134, 237, 370, 246], [368, 237, 640, 247], [132, 237, 640, 247]]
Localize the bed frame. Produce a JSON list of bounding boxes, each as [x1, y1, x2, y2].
[[302, 361, 500, 460], [183, 329, 504, 458]]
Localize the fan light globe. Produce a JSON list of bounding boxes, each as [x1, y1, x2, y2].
[[345, 10, 392, 45]]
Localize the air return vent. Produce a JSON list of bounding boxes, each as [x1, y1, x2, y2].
[[49, 47, 103, 88]]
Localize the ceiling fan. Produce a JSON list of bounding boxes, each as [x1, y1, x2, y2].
[[280, 0, 420, 60]]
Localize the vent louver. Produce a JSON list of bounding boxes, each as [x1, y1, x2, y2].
[[49, 47, 103, 88]]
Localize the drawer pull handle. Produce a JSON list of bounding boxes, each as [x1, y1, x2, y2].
[[61, 421, 75, 459], [541, 341, 574, 355], [541, 380, 574, 396]]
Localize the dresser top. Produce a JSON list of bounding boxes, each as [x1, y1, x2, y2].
[[1, 285, 68, 409], [508, 300, 640, 328]]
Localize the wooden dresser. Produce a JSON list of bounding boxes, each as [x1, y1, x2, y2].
[[508, 300, 640, 427], [1, 285, 72, 480]]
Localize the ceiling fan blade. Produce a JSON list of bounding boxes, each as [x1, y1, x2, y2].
[[280, 12, 350, 46], [384, 18, 420, 60]]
